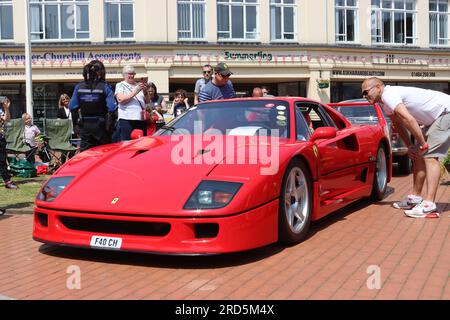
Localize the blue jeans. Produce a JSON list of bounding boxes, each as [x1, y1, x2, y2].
[[116, 119, 147, 141]]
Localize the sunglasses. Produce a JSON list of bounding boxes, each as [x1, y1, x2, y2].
[[362, 85, 376, 97], [219, 73, 231, 78], [203, 71, 212, 74]]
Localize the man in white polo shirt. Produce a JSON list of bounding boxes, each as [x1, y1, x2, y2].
[[362, 77, 450, 218]]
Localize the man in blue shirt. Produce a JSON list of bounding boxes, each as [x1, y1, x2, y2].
[[69, 60, 117, 151], [194, 64, 213, 105], [198, 62, 236, 102]]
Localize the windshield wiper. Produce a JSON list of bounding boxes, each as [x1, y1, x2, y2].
[[160, 125, 175, 132]]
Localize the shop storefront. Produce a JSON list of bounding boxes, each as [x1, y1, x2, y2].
[[1, 47, 450, 129]]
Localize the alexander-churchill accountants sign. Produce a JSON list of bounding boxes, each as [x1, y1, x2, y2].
[[0, 51, 142, 62]]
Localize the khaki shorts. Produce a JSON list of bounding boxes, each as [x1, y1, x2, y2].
[[422, 112, 450, 159]]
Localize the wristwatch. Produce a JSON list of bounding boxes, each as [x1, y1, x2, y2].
[[419, 143, 429, 153]]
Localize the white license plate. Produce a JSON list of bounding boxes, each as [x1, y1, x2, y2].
[[90, 236, 122, 249]]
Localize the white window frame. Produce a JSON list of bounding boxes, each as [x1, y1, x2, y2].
[[0, 0, 13, 42], [429, 0, 450, 46], [104, 0, 135, 41], [177, 0, 207, 41], [270, 0, 297, 42], [335, 0, 359, 43], [371, 0, 417, 46], [217, 0, 260, 42], [29, 0, 90, 42]]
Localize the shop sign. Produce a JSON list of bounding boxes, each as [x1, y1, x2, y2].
[[332, 70, 385, 77], [0, 71, 25, 76], [0, 51, 142, 62], [372, 54, 426, 65], [411, 71, 436, 78], [224, 51, 273, 62]]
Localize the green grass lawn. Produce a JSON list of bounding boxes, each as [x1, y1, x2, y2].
[[0, 175, 50, 209]]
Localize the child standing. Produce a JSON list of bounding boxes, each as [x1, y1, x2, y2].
[[172, 89, 190, 118], [22, 113, 43, 164]]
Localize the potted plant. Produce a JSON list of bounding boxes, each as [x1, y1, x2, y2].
[[316, 79, 330, 89]]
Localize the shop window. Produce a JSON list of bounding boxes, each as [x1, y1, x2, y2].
[[335, 0, 358, 43], [30, 0, 89, 41], [278, 82, 307, 97], [331, 82, 363, 102], [270, 0, 296, 42], [0, 0, 13, 41], [0, 84, 25, 119], [371, 0, 416, 45], [178, 0, 206, 40], [430, 0, 450, 46], [105, 0, 134, 40], [217, 0, 259, 41]]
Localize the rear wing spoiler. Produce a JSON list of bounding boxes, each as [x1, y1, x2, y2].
[[328, 102, 388, 128]]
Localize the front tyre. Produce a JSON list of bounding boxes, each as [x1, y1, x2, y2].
[[371, 145, 388, 201], [278, 159, 313, 244]]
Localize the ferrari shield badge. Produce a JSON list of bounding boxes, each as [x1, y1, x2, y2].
[[111, 198, 119, 205]]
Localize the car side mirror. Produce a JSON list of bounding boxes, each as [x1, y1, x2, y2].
[[310, 127, 337, 142], [130, 129, 144, 140]]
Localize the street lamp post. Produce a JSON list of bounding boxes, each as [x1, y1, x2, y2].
[[24, 0, 33, 117]]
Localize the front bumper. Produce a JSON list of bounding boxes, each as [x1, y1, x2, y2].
[[33, 200, 279, 254]]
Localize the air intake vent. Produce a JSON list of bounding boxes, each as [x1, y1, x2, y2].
[[194, 223, 219, 239], [59, 216, 170, 237], [37, 212, 48, 227]]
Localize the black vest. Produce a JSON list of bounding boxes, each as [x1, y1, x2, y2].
[[77, 81, 108, 117]]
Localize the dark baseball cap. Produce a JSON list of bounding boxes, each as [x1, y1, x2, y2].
[[214, 62, 233, 76]]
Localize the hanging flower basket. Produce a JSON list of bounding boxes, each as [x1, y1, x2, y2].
[[317, 79, 330, 89]]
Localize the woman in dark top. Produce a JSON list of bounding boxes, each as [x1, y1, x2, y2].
[[147, 82, 167, 129], [57, 93, 79, 138], [56, 93, 78, 163]]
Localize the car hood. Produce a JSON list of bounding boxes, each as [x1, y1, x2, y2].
[[39, 135, 292, 216]]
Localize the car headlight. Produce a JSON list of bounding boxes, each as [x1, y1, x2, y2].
[[37, 176, 74, 202], [184, 181, 243, 210]]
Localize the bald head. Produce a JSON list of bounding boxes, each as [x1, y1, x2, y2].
[[362, 77, 384, 88], [252, 87, 263, 97], [361, 77, 385, 104]]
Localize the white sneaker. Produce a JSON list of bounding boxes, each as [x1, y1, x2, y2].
[[393, 194, 422, 209], [404, 201, 439, 218]]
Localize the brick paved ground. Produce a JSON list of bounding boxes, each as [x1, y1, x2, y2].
[[0, 173, 448, 300]]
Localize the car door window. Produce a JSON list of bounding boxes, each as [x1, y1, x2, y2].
[[296, 102, 337, 131], [294, 106, 311, 141]]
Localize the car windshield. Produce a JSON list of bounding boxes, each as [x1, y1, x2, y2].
[[156, 100, 290, 138], [335, 105, 380, 125]]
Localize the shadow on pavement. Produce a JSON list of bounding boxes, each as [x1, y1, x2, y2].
[[301, 198, 374, 243], [5, 202, 34, 209], [0, 214, 12, 221], [38, 242, 286, 269]]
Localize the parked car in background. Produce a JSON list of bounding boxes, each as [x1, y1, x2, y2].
[[330, 99, 412, 175]]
